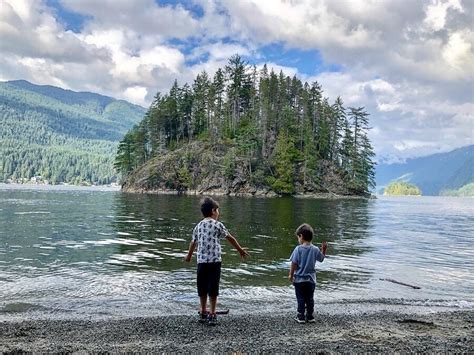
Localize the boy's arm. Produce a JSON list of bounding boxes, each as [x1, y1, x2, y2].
[[321, 241, 327, 256], [316, 241, 328, 262], [184, 241, 196, 262], [225, 234, 249, 259], [289, 262, 297, 282]]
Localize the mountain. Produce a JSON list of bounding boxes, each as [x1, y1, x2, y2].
[[376, 145, 474, 195], [0, 80, 146, 185]]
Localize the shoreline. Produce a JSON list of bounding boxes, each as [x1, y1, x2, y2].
[[122, 187, 375, 200], [1, 309, 471, 352], [0, 183, 373, 199], [0, 182, 121, 192]]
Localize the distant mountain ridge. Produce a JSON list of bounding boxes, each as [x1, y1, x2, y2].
[[376, 145, 474, 195], [0, 80, 146, 184]]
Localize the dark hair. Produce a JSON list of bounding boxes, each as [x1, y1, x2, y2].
[[200, 197, 219, 217], [295, 223, 314, 241]]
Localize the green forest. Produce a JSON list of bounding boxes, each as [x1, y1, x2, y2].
[[116, 55, 376, 195], [0, 80, 145, 185]]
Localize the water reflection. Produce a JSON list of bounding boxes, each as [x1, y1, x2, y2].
[[1, 188, 473, 319], [110, 194, 375, 288]]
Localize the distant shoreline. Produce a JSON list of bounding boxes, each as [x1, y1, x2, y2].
[[0, 183, 120, 192]]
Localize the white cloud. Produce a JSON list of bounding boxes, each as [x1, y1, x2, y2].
[[442, 30, 473, 72], [208, 0, 473, 84], [123, 86, 148, 107], [213, 0, 382, 50], [423, 0, 463, 32], [0, 0, 472, 160], [0, 0, 108, 63], [60, 0, 200, 40], [312, 70, 473, 160]]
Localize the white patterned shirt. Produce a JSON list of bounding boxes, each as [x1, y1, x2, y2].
[[192, 218, 229, 263]]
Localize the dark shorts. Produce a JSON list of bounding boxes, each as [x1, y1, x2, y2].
[[197, 262, 221, 297]]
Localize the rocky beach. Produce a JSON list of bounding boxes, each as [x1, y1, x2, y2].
[[1, 310, 472, 353]]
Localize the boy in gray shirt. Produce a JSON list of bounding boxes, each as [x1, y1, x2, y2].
[[289, 223, 327, 323]]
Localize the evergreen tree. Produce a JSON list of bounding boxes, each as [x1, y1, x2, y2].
[[225, 54, 248, 136], [114, 56, 377, 195], [192, 72, 210, 137], [348, 107, 376, 192]]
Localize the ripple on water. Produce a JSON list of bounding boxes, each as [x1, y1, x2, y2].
[[154, 238, 174, 243], [14, 211, 51, 215], [1, 192, 473, 320]]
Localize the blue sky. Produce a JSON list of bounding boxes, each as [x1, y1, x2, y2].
[[0, 0, 472, 161]]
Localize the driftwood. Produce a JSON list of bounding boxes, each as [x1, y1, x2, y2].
[[380, 278, 421, 289], [398, 319, 435, 326]]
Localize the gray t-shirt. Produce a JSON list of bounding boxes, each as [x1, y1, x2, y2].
[[192, 218, 229, 263], [290, 244, 325, 284]]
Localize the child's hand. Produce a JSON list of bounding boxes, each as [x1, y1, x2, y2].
[[288, 274, 294, 283], [321, 241, 328, 255], [184, 255, 192, 262], [239, 248, 250, 260]]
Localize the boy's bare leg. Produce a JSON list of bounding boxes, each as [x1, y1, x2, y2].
[[209, 296, 217, 314], [200, 295, 208, 313]]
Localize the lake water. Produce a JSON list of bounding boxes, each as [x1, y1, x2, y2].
[[1, 185, 473, 320]]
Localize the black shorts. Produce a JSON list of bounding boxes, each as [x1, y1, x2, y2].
[[197, 262, 221, 297]]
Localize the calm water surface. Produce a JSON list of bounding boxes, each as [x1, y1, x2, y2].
[[0, 185, 473, 320]]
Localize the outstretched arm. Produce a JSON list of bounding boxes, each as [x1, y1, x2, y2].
[[184, 241, 196, 262], [225, 234, 249, 259]]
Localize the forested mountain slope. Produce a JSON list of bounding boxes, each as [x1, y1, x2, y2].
[[0, 80, 145, 184], [376, 145, 474, 195], [118, 55, 376, 196]]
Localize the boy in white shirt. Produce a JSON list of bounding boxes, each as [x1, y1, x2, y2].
[[185, 197, 249, 325]]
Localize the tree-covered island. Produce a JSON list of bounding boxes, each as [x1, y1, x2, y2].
[[115, 55, 376, 197], [384, 181, 422, 196]]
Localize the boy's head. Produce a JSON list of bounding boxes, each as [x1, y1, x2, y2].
[[200, 197, 219, 218], [295, 223, 314, 242]]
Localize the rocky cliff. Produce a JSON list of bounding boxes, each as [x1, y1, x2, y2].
[[121, 141, 362, 197]]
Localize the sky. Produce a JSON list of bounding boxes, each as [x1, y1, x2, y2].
[[0, 0, 473, 162]]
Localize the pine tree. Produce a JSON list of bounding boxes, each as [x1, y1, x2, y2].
[[329, 97, 345, 165], [225, 54, 248, 136], [348, 107, 376, 192], [113, 56, 377, 195], [192, 72, 210, 137]]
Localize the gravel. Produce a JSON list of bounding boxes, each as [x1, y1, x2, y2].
[[1, 310, 472, 353]]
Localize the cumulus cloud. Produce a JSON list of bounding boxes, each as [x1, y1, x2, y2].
[[60, 0, 200, 40], [313, 71, 473, 161], [0, 0, 472, 160], [0, 0, 108, 63], [199, 0, 473, 160], [423, 0, 463, 32], [211, 0, 473, 83]]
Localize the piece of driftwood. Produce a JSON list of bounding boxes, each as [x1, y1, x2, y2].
[[380, 278, 421, 289], [398, 319, 435, 326]]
